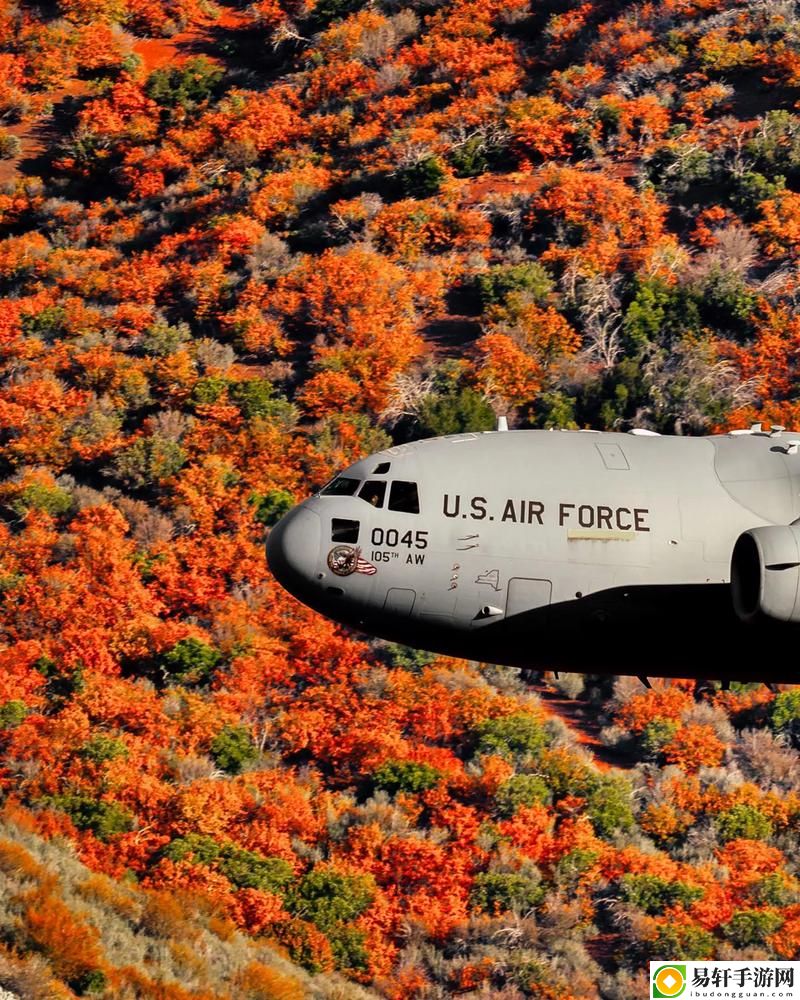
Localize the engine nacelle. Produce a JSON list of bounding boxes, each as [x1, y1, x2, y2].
[[731, 525, 800, 623]]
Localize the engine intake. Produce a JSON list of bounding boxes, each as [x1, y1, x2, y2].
[[731, 526, 800, 623]]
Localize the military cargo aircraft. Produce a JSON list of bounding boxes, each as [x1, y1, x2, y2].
[[267, 424, 800, 682]]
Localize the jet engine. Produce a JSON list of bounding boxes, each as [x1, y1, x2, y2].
[[731, 525, 800, 623]]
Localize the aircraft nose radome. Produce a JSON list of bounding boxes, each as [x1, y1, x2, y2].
[[266, 506, 321, 599]]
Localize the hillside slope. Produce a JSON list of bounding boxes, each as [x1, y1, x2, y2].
[[0, 806, 378, 999], [3, 0, 800, 994]]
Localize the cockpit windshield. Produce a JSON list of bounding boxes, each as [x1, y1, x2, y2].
[[320, 476, 360, 497], [388, 481, 420, 514], [358, 480, 386, 507], [319, 476, 420, 513]]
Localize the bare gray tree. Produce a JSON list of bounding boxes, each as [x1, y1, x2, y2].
[[570, 272, 623, 369]]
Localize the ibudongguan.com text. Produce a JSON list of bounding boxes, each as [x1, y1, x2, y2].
[[692, 993, 793, 998], [689, 967, 796, 997]]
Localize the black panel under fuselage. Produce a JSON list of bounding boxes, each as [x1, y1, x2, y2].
[[320, 583, 791, 682]]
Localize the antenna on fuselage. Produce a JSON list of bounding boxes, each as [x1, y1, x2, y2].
[[496, 415, 509, 432]]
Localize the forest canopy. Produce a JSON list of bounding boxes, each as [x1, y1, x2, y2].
[[3, 0, 800, 994]]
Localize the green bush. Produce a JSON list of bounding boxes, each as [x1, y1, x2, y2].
[[554, 848, 598, 890], [593, 98, 622, 138], [218, 847, 294, 892], [722, 909, 783, 948], [373, 760, 442, 796], [210, 724, 258, 774], [394, 155, 446, 198], [770, 689, 800, 732], [192, 375, 229, 405], [416, 388, 496, 437], [328, 925, 370, 972], [536, 749, 593, 799], [730, 171, 785, 217], [141, 320, 191, 356], [0, 700, 28, 729], [474, 713, 550, 762], [228, 381, 298, 428], [451, 134, 492, 177], [639, 719, 680, 760], [715, 804, 774, 844], [11, 482, 72, 518], [112, 435, 187, 489], [586, 774, 634, 838], [0, 128, 22, 159], [146, 57, 224, 110], [645, 143, 711, 193], [49, 795, 135, 840], [70, 969, 107, 996], [532, 389, 578, 429], [378, 643, 436, 672], [507, 957, 550, 993], [21, 306, 68, 341], [698, 266, 757, 339], [494, 774, 551, 817], [229, 379, 277, 419], [622, 278, 700, 352], [0, 572, 24, 594], [160, 837, 293, 893], [474, 262, 553, 309], [79, 735, 128, 764], [160, 833, 222, 865], [749, 873, 792, 907], [287, 868, 374, 932], [746, 111, 800, 178], [33, 655, 57, 677], [620, 874, 704, 915], [250, 489, 295, 527], [470, 870, 545, 914], [33, 658, 85, 704], [580, 355, 648, 430], [309, 0, 364, 28], [160, 637, 221, 685], [652, 923, 714, 960]]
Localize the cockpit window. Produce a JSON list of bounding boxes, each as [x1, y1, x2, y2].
[[331, 518, 360, 543], [321, 476, 360, 497], [358, 480, 386, 507], [388, 481, 420, 514], [372, 461, 391, 474]]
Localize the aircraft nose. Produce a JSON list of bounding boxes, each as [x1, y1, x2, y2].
[[266, 505, 321, 600]]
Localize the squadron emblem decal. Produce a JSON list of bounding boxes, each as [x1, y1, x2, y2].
[[328, 546, 357, 576], [327, 546, 377, 577]]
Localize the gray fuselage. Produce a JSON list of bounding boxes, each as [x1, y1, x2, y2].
[[267, 428, 800, 681]]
